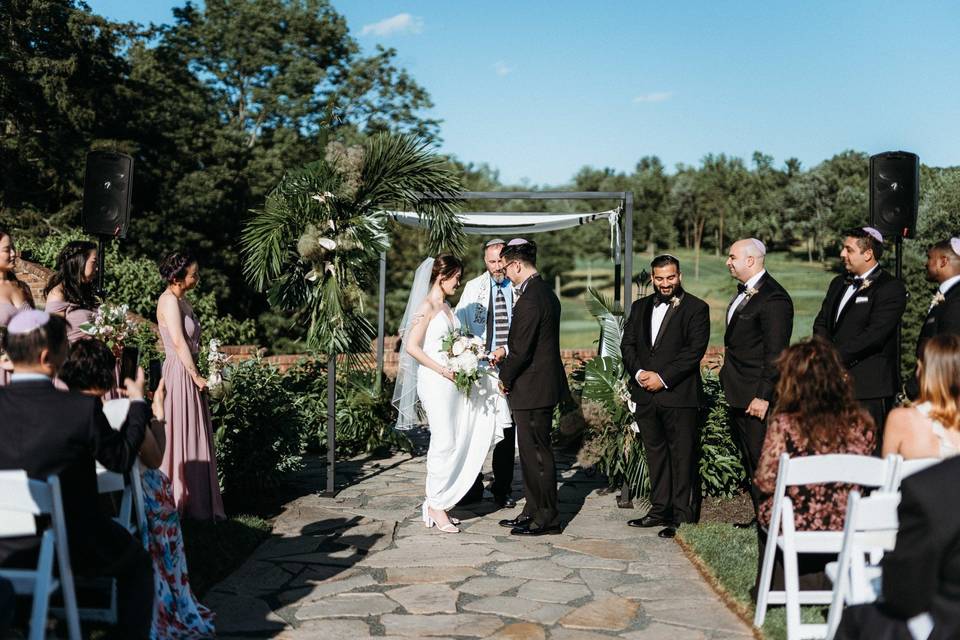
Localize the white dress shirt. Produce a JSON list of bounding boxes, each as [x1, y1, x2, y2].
[[650, 299, 670, 344], [727, 270, 767, 324], [836, 264, 879, 320], [940, 274, 960, 296]]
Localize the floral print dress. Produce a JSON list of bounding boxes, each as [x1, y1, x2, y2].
[[755, 412, 877, 531], [140, 468, 216, 638]]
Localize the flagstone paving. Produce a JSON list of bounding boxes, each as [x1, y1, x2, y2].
[[205, 443, 753, 639]]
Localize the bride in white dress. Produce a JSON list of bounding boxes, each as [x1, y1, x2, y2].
[[393, 255, 506, 533]]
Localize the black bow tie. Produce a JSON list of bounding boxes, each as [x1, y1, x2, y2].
[[845, 274, 864, 288], [736, 283, 748, 294], [654, 293, 672, 306]]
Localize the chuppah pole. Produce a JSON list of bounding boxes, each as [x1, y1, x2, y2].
[[376, 251, 387, 389], [624, 191, 634, 315], [325, 354, 336, 496]]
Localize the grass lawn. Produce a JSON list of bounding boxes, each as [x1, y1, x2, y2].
[[182, 513, 272, 597], [677, 523, 829, 640], [559, 249, 836, 349]]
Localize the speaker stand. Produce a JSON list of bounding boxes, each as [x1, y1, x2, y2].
[[96, 236, 107, 299]]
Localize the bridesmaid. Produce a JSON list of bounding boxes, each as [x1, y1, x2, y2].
[[0, 228, 35, 385], [156, 252, 225, 521], [44, 240, 99, 342]]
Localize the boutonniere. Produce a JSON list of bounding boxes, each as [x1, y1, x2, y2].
[[670, 296, 680, 309], [743, 287, 759, 300], [859, 278, 873, 292], [931, 291, 946, 308]]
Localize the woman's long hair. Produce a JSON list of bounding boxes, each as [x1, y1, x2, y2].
[[771, 336, 874, 449], [918, 334, 960, 430], [44, 240, 98, 308], [430, 253, 463, 284]]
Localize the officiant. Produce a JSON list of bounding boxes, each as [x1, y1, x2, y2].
[[455, 238, 517, 509]]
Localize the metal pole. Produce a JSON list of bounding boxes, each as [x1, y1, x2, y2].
[[895, 235, 903, 398], [624, 192, 634, 316], [325, 354, 336, 496], [376, 251, 387, 389], [96, 236, 107, 299]]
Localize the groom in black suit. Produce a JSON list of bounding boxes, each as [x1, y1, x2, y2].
[[813, 227, 906, 434], [720, 238, 794, 522], [491, 239, 569, 536], [621, 254, 710, 538], [907, 238, 960, 398]]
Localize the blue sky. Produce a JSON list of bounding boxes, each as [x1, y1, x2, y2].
[[87, 0, 960, 185]]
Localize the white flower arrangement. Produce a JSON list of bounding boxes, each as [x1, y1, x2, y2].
[[79, 302, 138, 354], [441, 330, 489, 393], [206, 338, 229, 388]]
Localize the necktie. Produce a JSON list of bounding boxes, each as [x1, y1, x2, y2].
[[494, 287, 509, 347]]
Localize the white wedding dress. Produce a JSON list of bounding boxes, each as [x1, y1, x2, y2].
[[418, 305, 508, 524]]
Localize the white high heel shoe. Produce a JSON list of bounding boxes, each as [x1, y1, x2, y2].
[[423, 504, 460, 533]]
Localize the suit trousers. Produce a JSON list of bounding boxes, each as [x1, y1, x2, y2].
[[633, 402, 699, 524], [730, 408, 767, 516], [515, 407, 559, 527], [491, 424, 516, 498], [859, 397, 893, 454]]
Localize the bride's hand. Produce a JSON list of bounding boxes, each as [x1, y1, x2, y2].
[[441, 367, 455, 381]]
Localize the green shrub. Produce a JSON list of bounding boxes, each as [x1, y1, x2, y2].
[[210, 358, 307, 500], [699, 370, 747, 497]]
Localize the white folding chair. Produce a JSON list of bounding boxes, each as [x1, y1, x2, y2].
[[0, 471, 81, 640], [822, 490, 901, 640], [753, 453, 897, 632], [884, 456, 941, 492]]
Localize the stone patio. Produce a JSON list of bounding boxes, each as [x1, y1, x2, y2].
[[205, 444, 753, 639]]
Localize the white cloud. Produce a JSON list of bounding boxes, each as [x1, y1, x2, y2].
[[361, 13, 424, 37], [493, 61, 514, 76], [632, 91, 673, 103]]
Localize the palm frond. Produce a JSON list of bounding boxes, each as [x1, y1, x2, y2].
[[584, 287, 625, 357]]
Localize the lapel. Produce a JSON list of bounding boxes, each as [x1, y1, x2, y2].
[[725, 273, 768, 341], [641, 296, 655, 349], [834, 269, 882, 331], [652, 293, 682, 351]]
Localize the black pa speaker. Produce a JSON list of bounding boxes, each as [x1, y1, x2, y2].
[[869, 151, 918, 240], [82, 151, 133, 238]]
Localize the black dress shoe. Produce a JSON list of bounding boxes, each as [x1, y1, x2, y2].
[[627, 515, 668, 528], [499, 515, 533, 528], [733, 518, 758, 529], [494, 495, 517, 509], [657, 526, 677, 538], [511, 522, 563, 536]]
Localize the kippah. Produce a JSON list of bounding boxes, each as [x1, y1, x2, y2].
[[749, 238, 767, 256], [652, 253, 680, 262], [951, 237, 960, 257], [7, 309, 50, 335], [485, 238, 506, 247], [862, 227, 884, 243], [507, 238, 529, 246]]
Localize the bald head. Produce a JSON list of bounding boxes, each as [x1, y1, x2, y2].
[[726, 238, 766, 283]]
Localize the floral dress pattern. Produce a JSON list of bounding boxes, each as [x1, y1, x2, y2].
[[756, 412, 877, 531], [140, 468, 216, 638]]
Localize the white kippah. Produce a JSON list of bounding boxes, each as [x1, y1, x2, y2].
[[951, 237, 960, 257], [749, 238, 767, 256]]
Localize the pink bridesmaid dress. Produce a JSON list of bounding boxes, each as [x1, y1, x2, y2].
[[43, 300, 95, 343], [160, 309, 225, 520]]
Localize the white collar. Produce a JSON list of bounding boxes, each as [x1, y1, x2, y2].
[[11, 372, 51, 382], [940, 274, 960, 295], [852, 264, 880, 283], [742, 269, 766, 291]]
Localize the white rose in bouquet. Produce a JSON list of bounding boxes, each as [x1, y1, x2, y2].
[[458, 351, 479, 373], [451, 337, 468, 356], [442, 329, 494, 393]]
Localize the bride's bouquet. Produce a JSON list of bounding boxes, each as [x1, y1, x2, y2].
[[441, 330, 489, 393], [79, 302, 138, 354]]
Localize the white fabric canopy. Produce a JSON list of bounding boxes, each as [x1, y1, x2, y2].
[[386, 209, 622, 263]]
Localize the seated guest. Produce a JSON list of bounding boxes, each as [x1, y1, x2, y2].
[[0, 310, 153, 640], [836, 456, 960, 640], [59, 340, 216, 638], [754, 336, 877, 590], [883, 333, 960, 460]]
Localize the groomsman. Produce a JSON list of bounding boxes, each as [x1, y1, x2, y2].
[[720, 238, 794, 523], [621, 255, 710, 539], [455, 238, 516, 508], [908, 237, 960, 398], [813, 227, 906, 434]]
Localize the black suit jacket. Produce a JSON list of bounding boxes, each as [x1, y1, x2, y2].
[[812, 268, 906, 399], [915, 283, 960, 359], [0, 380, 149, 566], [881, 456, 960, 640], [720, 272, 794, 409], [499, 275, 570, 411], [620, 290, 710, 408]]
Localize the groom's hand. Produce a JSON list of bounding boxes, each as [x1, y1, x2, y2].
[[489, 347, 506, 365], [498, 381, 509, 395], [638, 371, 664, 392]]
